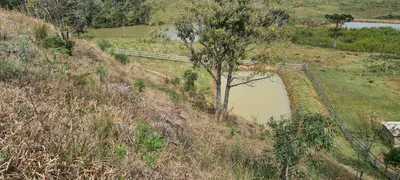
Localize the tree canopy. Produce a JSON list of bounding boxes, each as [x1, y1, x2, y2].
[[324, 13, 354, 48], [268, 112, 336, 179], [176, 0, 287, 119]]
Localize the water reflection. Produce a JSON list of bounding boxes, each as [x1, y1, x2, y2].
[[221, 72, 291, 124]]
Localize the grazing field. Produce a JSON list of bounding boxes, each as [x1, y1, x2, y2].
[[276, 0, 400, 25]]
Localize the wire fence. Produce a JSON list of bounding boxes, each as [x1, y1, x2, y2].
[[111, 48, 399, 179], [302, 65, 400, 180]]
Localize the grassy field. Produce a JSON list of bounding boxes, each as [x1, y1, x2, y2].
[[277, 0, 400, 25]]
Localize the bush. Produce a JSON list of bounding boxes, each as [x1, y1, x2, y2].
[[97, 38, 112, 51], [0, 60, 20, 81], [115, 54, 128, 64], [134, 79, 145, 92], [171, 77, 180, 85], [34, 24, 48, 42], [183, 70, 198, 92], [43, 35, 75, 55], [384, 148, 400, 168]]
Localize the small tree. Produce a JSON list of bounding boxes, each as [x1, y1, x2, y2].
[[183, 70, 198, 92], [384, 148, 400, 169], [176, 0, 285, 120], [355, 113, 381, 180], [324, 14, 354, 48], [268, 111, 336, 180]]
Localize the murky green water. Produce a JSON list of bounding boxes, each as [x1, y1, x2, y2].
[[87, 25, 179, 39], [222, 72, 291, 123]]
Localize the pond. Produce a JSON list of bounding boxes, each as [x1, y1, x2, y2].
[[343, 22, 400, 30], [221, 72, 291, 124], [87, 25, 198, 41]]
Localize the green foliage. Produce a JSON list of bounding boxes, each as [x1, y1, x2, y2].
[[34, 24, 49, 42], [292, 27, 400, 54], [268, 111, 336, 178], [97, 38, 112, 51], [171, 77, 180, 86], [363, 54, 400, 75], [0, 61, 21, 81], [43, 35, 75, 55], [134, 79, 145, 92], [91, 0, 151, 28], [183, 70, 198, 92], [96, 66, 107, 83], [115, 54, 128, 64], [377, 14, 400, 20], [169, 89, 184, 104], [113, 144, 128, 158], [0, 152, 6, 162], [384, 148, 400, 168], [230, 125, 239, 137], [135, 121, 165, 168]]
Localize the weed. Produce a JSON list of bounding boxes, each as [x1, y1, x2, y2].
[[0, 60, 21, 81], [0, 152, 6, 162], [96, 66, 107, 83], [97, 38, 112, 51], [34, 24, 48, 42], [230, 126, 239, 136], [135, 121, 165, 168], [171, 77, 180, 86], [114, 144, 128, 158], [115, 54, 128, 64], [169, 89, 184, 104], [134, 79, 145, 92]]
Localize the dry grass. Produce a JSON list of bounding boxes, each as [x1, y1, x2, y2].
[[0, 9, 277, 179]]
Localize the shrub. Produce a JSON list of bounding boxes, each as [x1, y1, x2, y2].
[[43, 35, 75, 55], [384, 148, 400, 168], [134, 79, 145, 92], [0, 61, 21, 81], [171, 77, 180, 85], [135, 121, 165, 168], [34, 24, 48, 42], [115, 54, 128, 64], [183, 70, 198, 92], [97, 38, 112, 51]]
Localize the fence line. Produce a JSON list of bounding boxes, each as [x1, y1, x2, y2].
[[302, 65, 400, 180], [112, 48, 399, 179]]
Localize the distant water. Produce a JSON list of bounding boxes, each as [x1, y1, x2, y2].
[[343, 22, 400, 30]]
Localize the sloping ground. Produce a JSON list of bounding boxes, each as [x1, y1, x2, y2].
[[0, 10, 274, 179]]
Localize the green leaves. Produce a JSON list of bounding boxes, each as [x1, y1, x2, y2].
[[268, 111, 336, 177], [135, 121, 165, 168], [384, 148, 400, 168]]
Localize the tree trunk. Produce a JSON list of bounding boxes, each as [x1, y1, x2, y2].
[[215, 64, 222, 120], [221, 65, 233, 120], [333, 21, 339, 48]]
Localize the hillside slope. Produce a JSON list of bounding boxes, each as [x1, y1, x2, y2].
[[0, 9, 272, 179]]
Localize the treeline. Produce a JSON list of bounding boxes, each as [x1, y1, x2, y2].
[[1, 0, 151, 29], [292, 27, 400, 54]]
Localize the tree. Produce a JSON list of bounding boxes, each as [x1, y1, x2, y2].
[[176, 0, 285, 120], [268, 111, 336, 180], [384, 148, 400, 169], [355, 113, 382, 180], [324, 14, 354, 48], [27, 0, 84, 44]]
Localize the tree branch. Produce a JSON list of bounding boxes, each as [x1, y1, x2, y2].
[[229, 73, 275, 88]]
